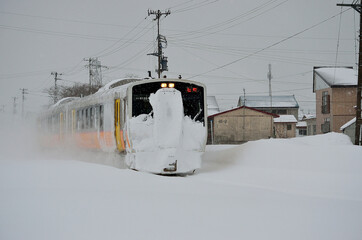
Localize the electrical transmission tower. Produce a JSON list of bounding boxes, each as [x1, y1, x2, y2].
[[51, 71, 62, 104], [84, 58, 107, 86], [147, 9, 171, 78], [337, 1, 362, 145], [19, 88, 28, 118]]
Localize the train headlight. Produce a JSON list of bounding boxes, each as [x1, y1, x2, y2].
[[161, 83, 167, 88], [168, 83, 175, 88]]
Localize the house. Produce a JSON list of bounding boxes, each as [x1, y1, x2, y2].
[[296, 121, 307, 137], [302, 114, 317, 136], [237, 95, 299, 120], [207, 106, 278, 144], [313, 67, 357, 134], [340, 117, 356, 143], [273, 115, 297, 138], [207, 96, 220, 116]]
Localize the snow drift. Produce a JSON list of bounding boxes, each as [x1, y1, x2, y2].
[[0, 113, 361, 240]]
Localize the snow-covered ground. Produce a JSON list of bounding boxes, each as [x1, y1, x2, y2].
[[1, 114, 362, 240]]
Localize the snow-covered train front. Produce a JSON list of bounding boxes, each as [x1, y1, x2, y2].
[[38, 78, 207, 175]]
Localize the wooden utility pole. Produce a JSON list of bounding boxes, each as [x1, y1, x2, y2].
[[267, 64, 273, 113], [337, 1, 362, 145], [19, 88, 28, 118], [148, 9, 171, 78], [12, 97, 17, 115]]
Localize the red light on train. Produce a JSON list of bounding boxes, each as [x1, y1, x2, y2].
[[187, 87, 198, 93]]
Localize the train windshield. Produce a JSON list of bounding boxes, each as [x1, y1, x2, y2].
[[132, 81, 205, 124]]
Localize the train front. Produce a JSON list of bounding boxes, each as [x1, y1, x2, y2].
[[125, 79, 207, 175]]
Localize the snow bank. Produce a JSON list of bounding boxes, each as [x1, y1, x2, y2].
[[1, 116, 362, 240]]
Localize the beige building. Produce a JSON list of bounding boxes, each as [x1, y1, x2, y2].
[[274, 115, 297, 138], [301, 114, 317, 136], [313, 67, 357, 134], [207, 106, 278, 144]]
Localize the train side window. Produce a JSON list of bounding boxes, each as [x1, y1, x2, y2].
[[77, 110, 80, 131], [94, 106, 98, 129], [90, 107, 94, 129], [85, 108, 89, 129], [100, 105, 104, 131], [82, 109, 85, 130]]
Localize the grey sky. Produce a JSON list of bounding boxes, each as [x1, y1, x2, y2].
[[0, 0, 357, 114]]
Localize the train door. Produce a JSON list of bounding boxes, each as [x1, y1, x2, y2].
[[114, 99, 125, 152]]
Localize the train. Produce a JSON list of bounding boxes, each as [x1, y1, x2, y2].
[[38, 78, 208, 174]]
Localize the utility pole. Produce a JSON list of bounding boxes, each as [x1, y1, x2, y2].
[[267, 64, 273, 113], [51, 71, 62, 104], [337, 1, 362, 145], [19, 88, 28, 118], [243, 88, 246, 106], [147, 9, 171, 78], [84, 58, 107, 86], [12, 97, 17, 115]]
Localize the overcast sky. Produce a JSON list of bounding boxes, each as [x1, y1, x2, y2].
[[0, 0, 357, 114]]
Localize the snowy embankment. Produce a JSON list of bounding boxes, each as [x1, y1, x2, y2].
[[0, 115, 362, 240]]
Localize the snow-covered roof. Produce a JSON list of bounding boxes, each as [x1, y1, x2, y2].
[[274, 115, 297, 123], [208, 105, 279, 118], [296, 121, 307, 127], [314, 67, 357, 87], [239, 95, 299, 108], [51, 97, 79, 108], [207, 96, 220, 116], [302, 114, 316, 120], [340, 117, 356, 130], [207, 96, 219, 110], [97, 78, 142, 93]]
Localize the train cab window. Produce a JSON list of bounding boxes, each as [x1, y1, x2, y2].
[[132, 81, 205, 124]]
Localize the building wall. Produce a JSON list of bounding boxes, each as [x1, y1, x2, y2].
[[274, 122, 296, 138], [210, 108, 273, 144], [305, 118, 316, 135], [331, 87, 356, 132], [316, 87, 356, 134], [316, 88, 332, 134]]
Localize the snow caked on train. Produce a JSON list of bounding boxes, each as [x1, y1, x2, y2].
[[38, 78, 207, 174]]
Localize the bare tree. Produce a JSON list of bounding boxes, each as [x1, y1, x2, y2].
[[44, 83, 102, 103]]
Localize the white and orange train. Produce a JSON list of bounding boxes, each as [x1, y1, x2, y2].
[[38, 78, 207, 174]]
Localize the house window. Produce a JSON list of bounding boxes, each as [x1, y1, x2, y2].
[[287, 124, 292, 130], [299, 129, 307, 135], [322, 91, 330, 114]]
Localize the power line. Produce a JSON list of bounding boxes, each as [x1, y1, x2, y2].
[[0, 10, 141, 28], [189, 8, 352, 79], [91, 18, 151, 58], [172, 0, 220, 14]]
